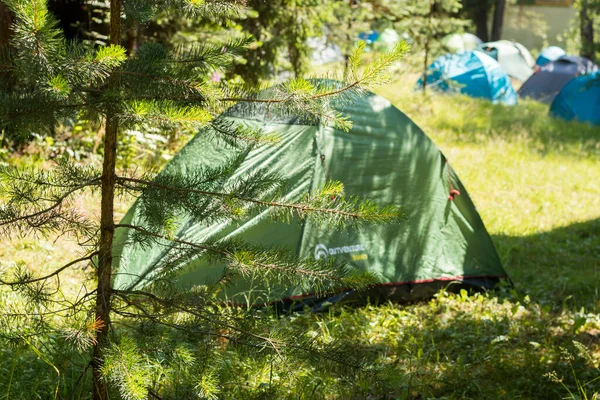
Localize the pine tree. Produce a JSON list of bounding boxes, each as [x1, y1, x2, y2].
[[0, 0, 407, 397]]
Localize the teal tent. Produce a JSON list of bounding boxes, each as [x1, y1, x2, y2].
[[417, 51, 518, 105], [536, 46, 566, 67], [550, 71, 600, 125], [113, 87, 507, 307]]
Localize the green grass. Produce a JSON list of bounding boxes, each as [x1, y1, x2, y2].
[[1, 75, 599, 399]]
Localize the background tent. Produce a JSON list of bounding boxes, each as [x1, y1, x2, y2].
[[536, 46, 566, 67], [113, 87, 507, 307], [417, 51, 517, 105], [358, 30, 379, 44], [518, 56, 598, 103], [550, 71, 600, 125], [443, 33, 483, 53], [478, 40, 535, 82], [373, 28, 401, 52]]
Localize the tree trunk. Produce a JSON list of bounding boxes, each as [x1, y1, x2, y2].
[[92, 0, 120, 398], [474, 3, 489, 42], [422, 0, 436, 92], [0, 3, 12, 47], [491, 0, 506, 41], [344, 0, 356, 67], [580, 0, 595, 60], [0, 3, 13, 86], [125, 19, 139, 56]]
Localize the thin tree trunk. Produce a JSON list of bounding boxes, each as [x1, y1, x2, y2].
[[125, 19, 139, 56], [491, 0, 506, 41], [422, 0, 435, 92], [0, 3, 12, 47], [344, 0, 356, 67], [92, 0, 120, 398], [580, 0, 595, 60], [474, 3, 489, 42], [0, 3, 13, 85]]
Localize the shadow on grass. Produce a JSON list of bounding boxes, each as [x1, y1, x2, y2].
[[273, 293, 599, 400], [375, 304, 599, 400], [493, 217, 600, 309]]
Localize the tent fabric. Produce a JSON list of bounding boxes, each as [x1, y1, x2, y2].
[[442, 33, 483, 53], [550, 71, 600, 125], [536, 46, 567, 67], [113, 88, 507, 306], [518, 56, 598, 104], [417, 51, 518, 105], [478, 40, 535, 82]]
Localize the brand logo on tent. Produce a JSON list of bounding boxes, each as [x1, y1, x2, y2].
[[314, 243, 367, 260]]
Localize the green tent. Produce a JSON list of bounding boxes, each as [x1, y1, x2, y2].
[[113, 89, 507, 307]]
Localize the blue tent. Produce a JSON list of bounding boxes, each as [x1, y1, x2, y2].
[[519, 56, 597, 104], [417, 51, 517, 105], [358, 30, 380, 44], [536, 46, 566, 67], [550, 71, 600, 125]]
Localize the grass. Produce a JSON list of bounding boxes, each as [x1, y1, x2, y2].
[[1, 74, 599, 399]]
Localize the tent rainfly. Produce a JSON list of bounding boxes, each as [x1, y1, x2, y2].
[[478, 40, 535, 82], [536, 46, 566, 67], [113, 85, 508, 309], [519, 56, 598, 104], [550, 71, 600, 125], [417, 51, 517, 105]]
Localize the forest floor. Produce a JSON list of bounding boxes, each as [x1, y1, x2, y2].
[[1, 75, 599, 399]]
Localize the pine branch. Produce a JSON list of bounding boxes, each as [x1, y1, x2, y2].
[[220, 42, 410, 104], [207, 119, 278, 146], [109, 304, 283, 363], [111, 289, 370, 372], [115, 223, 223, 254], [0, 252, 98, 286], [115, 176, 404, 224], [0, 177, 100, 228], [112, 289, 284, 352], [0, 290, 97, 317], [115, 223, 345, 282]]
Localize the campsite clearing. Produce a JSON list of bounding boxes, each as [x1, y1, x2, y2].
[[0, 76, 598, 398]]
